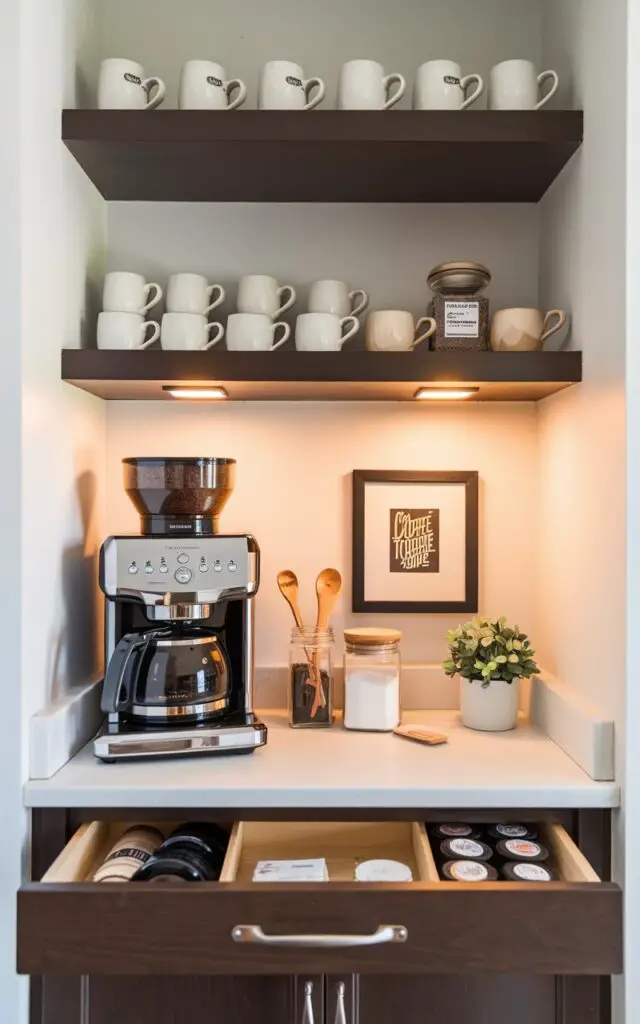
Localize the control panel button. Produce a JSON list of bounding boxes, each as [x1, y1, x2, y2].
[[159, 559, 169, 575], [174, 567, 192, 585], [144, 562, 153, 575], [228, 561, 238, 573], [128, 562, 139, 575], [199, 559, 209, 573], [177, 554, 190, 565], [214, 561, 223, 572]]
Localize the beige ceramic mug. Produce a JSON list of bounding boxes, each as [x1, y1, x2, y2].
[[365, 310, 436, 351], [490, 307, 567, 352]]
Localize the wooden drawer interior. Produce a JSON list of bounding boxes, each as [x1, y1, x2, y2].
[[41, 817, 600, 886], [220, 820, 438, 882]]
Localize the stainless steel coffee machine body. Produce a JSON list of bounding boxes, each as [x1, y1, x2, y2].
[[94, 534, 266, 762]]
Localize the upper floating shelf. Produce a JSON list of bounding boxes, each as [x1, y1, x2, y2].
[[61, 350, 582, 402], [62, 110, 584, 203]]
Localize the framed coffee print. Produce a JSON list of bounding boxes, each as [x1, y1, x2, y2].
[[352, 470, 479, 613]]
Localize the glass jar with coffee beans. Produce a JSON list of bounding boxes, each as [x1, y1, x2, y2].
[[289, 627, 334, 728]]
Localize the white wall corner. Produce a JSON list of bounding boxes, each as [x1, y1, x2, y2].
[[530, 673, 615, 782], [29, 679, 102, 779]]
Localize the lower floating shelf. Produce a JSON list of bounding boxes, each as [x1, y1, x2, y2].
[[61, 350, 582, 402]]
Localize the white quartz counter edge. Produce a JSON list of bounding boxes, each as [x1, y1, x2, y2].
[[23, 711, 620, 810]]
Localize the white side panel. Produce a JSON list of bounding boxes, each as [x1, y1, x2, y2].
[[530, 674, 615, 782]]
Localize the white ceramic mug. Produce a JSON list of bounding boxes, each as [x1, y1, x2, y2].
[[489, 60, 559, 111], [98, 58, 166, 111], [237, 275, 296, 319], [179, 60, 247, 111], [103, 272, 162, 315], [97, 312, 160, 350], [226, 313, 291, 351], [308, 280, 369, 318], [490, 307, 567, 352], [413, 60, 484, 111], [161, 312, 225, 351], [295, 312, 359, 352], [365, 310, 437, 351], [166, 273, 225, 315], [258, 61, 326, 110], [338, 60, 406, 110]]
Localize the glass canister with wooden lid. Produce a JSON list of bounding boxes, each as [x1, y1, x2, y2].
[[343, 627, 402, 732], [427, 260, 491, 351]]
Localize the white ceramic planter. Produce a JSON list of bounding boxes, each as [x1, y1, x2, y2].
[[460, 678, 519, 732]]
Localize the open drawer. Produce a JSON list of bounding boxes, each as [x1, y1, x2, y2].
[[18, 818, 622, 976]]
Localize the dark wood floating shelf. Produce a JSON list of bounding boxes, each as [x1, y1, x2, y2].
[[61, 350, 582, 402], [62, 109, 583, 203]]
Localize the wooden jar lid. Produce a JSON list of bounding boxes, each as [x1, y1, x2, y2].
[[344, 627, 402, 646]]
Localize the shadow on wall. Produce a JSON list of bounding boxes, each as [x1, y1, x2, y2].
[[47, 468, 103, 703]]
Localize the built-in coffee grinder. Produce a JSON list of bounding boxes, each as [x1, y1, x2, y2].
[[93, 457, 267, 762]]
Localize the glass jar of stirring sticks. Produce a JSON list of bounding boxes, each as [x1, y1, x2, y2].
[[289, 627, 335, 728]]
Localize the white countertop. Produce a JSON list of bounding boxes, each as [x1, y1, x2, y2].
[[24, 711, 620, 809]]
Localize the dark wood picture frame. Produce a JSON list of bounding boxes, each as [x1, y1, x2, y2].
[[352, 470, 479, 614]]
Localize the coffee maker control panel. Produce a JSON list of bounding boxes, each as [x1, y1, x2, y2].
[[101, 535, 259, 603]]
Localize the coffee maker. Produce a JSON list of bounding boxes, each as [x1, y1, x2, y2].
[[93, 457, 267, 762]]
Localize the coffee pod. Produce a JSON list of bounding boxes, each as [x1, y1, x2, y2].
[[502, 861, 555, 883], [495, 838, 550, 863], [487, 823, 539, 842], [441, 860, 499, 882], [440, 838, 494, 863], [430, 823, 484, 842]]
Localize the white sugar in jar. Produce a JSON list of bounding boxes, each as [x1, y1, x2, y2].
[[343, 628, 402, 731]]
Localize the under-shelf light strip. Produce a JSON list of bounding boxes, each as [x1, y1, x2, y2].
[[414, 387, 479, 401], [163, 386, 228, 400]]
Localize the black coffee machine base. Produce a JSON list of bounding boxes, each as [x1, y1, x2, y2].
[[94, 712, 267, 762]]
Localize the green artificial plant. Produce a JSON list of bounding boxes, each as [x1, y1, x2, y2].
[[443, 616, 540, 688]]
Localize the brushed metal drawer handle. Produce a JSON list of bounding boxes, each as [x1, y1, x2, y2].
[[231, 924, 408, 948]]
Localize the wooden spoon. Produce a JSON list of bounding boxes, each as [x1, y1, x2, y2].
[[310, 568, 342, 716], [277, 570, 305, 630]]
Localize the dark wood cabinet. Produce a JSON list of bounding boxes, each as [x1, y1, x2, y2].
[[36, 975, 323, 1024], [331, 975, 558, 1024]]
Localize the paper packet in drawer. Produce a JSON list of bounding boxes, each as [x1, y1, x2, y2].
[[253, 858, 329, 882]]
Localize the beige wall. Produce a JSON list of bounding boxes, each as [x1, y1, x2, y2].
[[107, 402, 538, 665]]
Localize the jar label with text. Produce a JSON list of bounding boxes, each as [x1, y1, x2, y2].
[[444, 301, 480, 338]]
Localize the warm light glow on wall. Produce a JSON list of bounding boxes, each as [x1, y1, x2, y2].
[[414, 387, 479, 401], [163, 386, 229, 400]]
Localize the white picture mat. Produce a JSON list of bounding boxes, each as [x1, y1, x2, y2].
[[363, 481, 467, 602]]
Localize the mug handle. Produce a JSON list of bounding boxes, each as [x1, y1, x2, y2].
[[303, 77, 326, 111], [413, 316, 437, 348], [204, 322, 225, 350], [205, 284, 226, 314], [382, 73, 406, 110], [540, 309, 566, 345], [271, 321, 291, 351], [226, 79, 248, 111], [460, 73, 484, 110], [349, 289, 369, 317], [536, 70, 559, 110], [138, 321, 160, 349], [339, 315, 360, 347], [142, 282, 163, 314], [275, 285, 296, 317], [142, 77, 166, 110]]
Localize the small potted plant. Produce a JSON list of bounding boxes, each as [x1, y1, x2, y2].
[[443, 617, 540, 732]]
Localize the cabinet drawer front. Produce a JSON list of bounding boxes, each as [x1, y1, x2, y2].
[[18, 881, 621, 976]]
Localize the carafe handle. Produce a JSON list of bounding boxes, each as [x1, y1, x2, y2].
[[101, 632, 152, 714]]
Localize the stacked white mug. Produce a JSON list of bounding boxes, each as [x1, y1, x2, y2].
[[98, 272, 162, 350], [161, 273, 226, 351]]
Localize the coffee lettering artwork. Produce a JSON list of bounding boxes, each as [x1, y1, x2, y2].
[[390, 509, 440, 573]]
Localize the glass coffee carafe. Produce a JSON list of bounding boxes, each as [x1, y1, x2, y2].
[[101, 626, 231, 725]]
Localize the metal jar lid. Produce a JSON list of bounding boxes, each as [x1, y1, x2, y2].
[[427, 260, 491, 296]]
